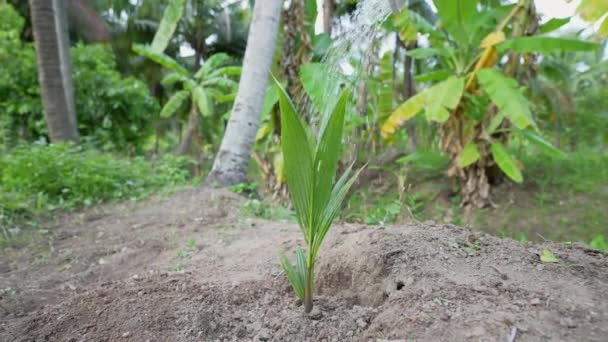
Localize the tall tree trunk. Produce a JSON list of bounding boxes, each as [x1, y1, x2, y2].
[[205, 0, 282, 187], [281, 0, 311, 115], [30, 0, 79, 142], [403, 42, 418, 152], [176, 105, 201, 156], [176, 49, 203, 157], [323, 0, 335, 35]]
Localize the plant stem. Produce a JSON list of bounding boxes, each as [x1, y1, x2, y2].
[[304, 252, 315, 313]]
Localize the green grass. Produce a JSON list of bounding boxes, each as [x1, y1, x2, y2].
[[0, 143, 194, 244], [519, 147, 608, 194], [240, 199, 295, 221], [341, 147, 607, 250]]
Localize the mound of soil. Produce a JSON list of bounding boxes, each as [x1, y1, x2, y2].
[[1, 188, 607, 341]]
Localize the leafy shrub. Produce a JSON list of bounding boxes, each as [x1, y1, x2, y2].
[[0, 143, 193, 223], [0, 4, 41, 146], [71, 43, 159, 152], [0, 3, 23, 32], [0, 4, 159, 152]]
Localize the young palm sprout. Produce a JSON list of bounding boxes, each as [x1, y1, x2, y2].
[[275, 78, 362, 314]]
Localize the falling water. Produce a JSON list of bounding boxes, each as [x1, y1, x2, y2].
[[303, 0, 394, 123]]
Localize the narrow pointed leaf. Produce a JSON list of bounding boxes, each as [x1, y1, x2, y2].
[[519, 130, 567, 159], [193, 86, 210, 117], [279, 252, 305, 300], [261, 84, 280, 121], [160, 90, 189, 118], [313, 90, 349, 233], [161, 72, 187, 87], [378, 53, 394, 122], [208, 66, 242, 78], [296, 248, 307, 277], [195, 53, 231, 79], [202, 77, 239, 89], [539, 17, 571, 33], [150, 0, 185, 53], [491, 143, 523, 183], [497, 37, 598, 54], [459, 141, 480, 168], [133, 44, 188, 76], [406, 48, 447, 59], [381, 91, 426, 138], [487, 112, 505, 135], [275, 77, 314, 238], [414, 70, 451, 83]]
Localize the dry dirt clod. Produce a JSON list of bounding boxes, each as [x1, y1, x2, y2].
[[255, 328, 271, 341], [356, 317, 368, 329], [308, 307, 323, 320], [559, 318, 578, 329]]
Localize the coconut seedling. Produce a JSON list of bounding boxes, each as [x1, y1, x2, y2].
[[274, 77, 362, 313]]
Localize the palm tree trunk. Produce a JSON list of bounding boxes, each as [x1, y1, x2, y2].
[[323, 0, 335, 35], [205, 0, 282, 187], [30, 0, 79, 142], [403, 43, 417, 152]]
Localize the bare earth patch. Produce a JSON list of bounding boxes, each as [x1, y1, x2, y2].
[[1, 188, 607, 341]]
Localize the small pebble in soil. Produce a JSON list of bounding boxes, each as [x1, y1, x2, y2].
[[308, 307, 323, 320], [356, 317, 368, 329], [122, 331, 131, 338], [255, 328, 271, 341], [440, 313, 451, 321], [560, 318, 578, 328], [530, 298, 541, 305]]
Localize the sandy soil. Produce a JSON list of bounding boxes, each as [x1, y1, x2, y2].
[[1, 187, 607, 341]]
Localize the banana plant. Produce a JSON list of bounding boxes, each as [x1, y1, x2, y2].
[[380, 0, 598, 213], [133, 44, 240, 152], [275, 77, 362, 314]]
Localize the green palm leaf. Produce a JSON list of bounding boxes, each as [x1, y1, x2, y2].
[[279, 250, 306, 300], [192, 86, 210, 117], [150, 0, 185, 54], [312, 91, 349, 236], [161, 72, 188, 87], [275, 77, 314, 239], [194, 53, 231, 79], [132, 44, 189, 76], [208, 66, 242, 79], [160, 90, 190, 118]]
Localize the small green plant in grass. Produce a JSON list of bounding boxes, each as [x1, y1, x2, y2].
[[229, 182, 259, 197], [590, 235, 607, 251], [275, 78, 362, 313]]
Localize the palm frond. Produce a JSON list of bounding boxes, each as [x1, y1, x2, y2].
[[274, 76, 314, 240]]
